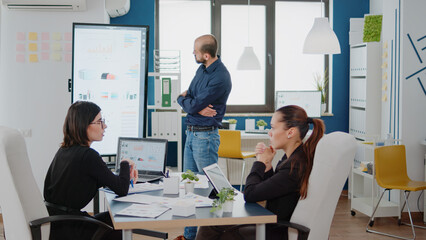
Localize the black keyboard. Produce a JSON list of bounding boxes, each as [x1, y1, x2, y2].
[[137, 175, 163, 183]]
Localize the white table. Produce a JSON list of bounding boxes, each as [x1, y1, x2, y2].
[[105, 187, 276, 240]]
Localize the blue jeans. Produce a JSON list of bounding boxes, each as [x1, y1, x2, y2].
[[183, 128, 220, 240], [184, 129, 220, 174]]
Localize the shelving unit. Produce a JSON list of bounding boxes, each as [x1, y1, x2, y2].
[[349, 42, 381, 140], [349, 42, 400, 219], [148, 50, 182, 171]]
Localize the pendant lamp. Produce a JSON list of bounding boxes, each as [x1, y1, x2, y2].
[[236, 0, 261, 70], [303, 1, 340, 54]]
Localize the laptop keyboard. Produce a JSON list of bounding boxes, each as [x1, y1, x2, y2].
[[137, 175, 163, 183]]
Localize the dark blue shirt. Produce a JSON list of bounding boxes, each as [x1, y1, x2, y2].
[[178, 57, 232, 127]]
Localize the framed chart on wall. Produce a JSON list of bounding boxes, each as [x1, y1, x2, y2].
[[275, 91, 322, 118], [72, 23, 149, 155]]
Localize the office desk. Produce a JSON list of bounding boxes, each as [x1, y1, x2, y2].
[[105, 187, 276, 240]]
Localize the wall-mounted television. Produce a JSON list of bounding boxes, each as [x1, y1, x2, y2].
[[72, 23, 149, 155]]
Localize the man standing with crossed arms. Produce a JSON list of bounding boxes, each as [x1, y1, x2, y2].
[[176, 34, 232, 240]]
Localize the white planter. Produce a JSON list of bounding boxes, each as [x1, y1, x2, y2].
[[222, 200, 234, 213], [258, 126, 265, 130], [321, 103, 326, 114], [213, 208, 223, 217], [229, 124, 236, 130], [184, 182, 194, 194]]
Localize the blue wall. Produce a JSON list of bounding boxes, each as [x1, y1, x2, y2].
[[111, 0, 371, 167]]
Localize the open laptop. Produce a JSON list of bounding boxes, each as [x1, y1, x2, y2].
[[115, 137, 168, 183], [203, 163, 234, 196]]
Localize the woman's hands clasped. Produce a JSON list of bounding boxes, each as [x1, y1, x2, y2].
[[255, 142, 276, 172]]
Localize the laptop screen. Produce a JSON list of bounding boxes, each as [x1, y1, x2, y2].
[[115, 137, 168, 174]]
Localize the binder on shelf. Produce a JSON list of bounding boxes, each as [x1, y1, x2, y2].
[[162, 77, 171, 107], [170, 111, 178, 141], [151, 112, 159, 137]]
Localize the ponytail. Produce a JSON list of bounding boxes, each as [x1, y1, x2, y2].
[[300, 118, 325, 199]]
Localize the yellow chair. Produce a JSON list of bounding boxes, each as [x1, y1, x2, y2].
[[218, 130, 256, 191], [366, 145, 426, 240]]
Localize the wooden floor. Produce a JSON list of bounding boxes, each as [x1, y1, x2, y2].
[[1, 192, 426, 239]]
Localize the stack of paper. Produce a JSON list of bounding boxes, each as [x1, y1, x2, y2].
[[116, 203, 170, 218]]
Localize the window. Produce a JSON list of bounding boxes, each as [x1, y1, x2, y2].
[[157, 0, 328, 113]]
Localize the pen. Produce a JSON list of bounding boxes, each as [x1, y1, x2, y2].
[[166, 170, 169, 178], [130, 179, 134, 188]]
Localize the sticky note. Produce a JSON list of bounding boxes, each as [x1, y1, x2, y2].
[[52, 53, 62, 61], [382, 83, 387, 91], [42, 32, 50, 41], [41, 42, 49, 51], [29, 54, 38, 63], [52, 32, 62, 41], [64, 32, 72, 41], [381, 62, 388, 69], [16, 54, 25, 63], [52, 43, 62, 51], [65, 53, 72, 63], [382, 51, 388, 58], [16, 44, 25, 52], [41, 52, 50, 60], [382, 94, 387, 102], [28, 43, 38, 51], [28, 32, 38, 41], [65, 42, 72, 52], [382, 72, 387, 80], [16, 32, 25, 41], [383, 42, 388, 49]]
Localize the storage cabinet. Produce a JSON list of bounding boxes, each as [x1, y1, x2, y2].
[[349, 43, 381, 140], [349, 43, 400, 218], [148, 50, 183, 171]]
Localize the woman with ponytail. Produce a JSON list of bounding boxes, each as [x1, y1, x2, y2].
[[196, 105, 325, 240]]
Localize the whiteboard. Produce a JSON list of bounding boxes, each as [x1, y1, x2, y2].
[[275, 91, 322, 118], [72, 23, 149, 155]]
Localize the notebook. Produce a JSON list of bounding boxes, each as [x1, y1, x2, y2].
[[115, 137, 168, 183], [203, 163, 233, 193]]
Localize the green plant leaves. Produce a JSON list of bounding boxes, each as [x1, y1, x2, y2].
[[363, 15, 382, 42]]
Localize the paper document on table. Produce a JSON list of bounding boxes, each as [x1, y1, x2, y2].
[[182, 192, 213, 207], [114, 193, 212, 207], [128, 182, 164, 194], [115, 203, 170, 218]]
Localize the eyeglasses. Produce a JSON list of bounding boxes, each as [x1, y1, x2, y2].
[[90, 118, 106, 129]]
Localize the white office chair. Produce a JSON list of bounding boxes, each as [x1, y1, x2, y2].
[[0, 126, 112, 240], [234, 131, 356, 240], [286, 131, 357, 240]]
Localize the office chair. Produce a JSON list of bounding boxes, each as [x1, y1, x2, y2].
[[218, 130, 256, 191], [0, 126, 168, 240], [366, 145, 426, 240], [233, 132, 357, 240]]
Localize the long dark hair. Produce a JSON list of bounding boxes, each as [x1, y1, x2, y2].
[[276, 105, 325, 199], [61, 101, 101, 147]]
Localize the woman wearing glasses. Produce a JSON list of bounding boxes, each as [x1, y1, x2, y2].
[[44, 101, 138, 240]]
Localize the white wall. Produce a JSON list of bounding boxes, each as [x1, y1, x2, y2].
[[0, 1, 109, 196], [370, 0, 383, 14], [381, 0, 426, 210]]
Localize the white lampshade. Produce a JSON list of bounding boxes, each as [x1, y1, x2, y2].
[[237, 46, 261, 70], [303, 17, 341, 54]]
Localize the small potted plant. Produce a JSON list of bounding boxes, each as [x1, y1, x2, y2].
[[228, 119, 237, 130], [181, 170, 199, 194], [210, 187, 237, 215], [256, 119, 268, 130], [314, 68, 329, 114]]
